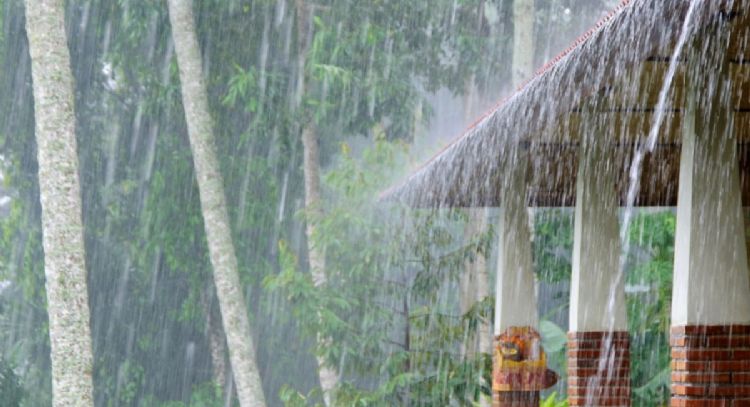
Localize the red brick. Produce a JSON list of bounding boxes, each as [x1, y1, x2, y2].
[[671, 398, 730, 407], [569, 332, 630, 406], [673, 384, 750, 397], [493, 391, 539, 407], [568, 349, 605, 359], [569, 348, 629, 357], [671, 326, 750, 406], [672, 336, 750, 348], [569, 367, 629, 377], [569, 386, 630, 397], [569, 396, 630, 406], [672, 349, 734, 360], [672, 372, 732, 383], [569, 357, 629, 369], [671, 325, 750, 336], [568, 331, 630, 340], [672, 360, 750, 372], [716, 362, 750, 372], [568, 376, 630, 387], [672, 360, 710, 371]]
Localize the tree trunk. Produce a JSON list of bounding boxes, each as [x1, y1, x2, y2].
[[512, 0, 535, 88], [295, 1, 339, 404], [23, 0, 95, 405], [301, 125, 325, 286], [460, 208, 491, 407], [167, 2, 267, 406], [462, 67, 493, 405], [201, 287, 232, 400]]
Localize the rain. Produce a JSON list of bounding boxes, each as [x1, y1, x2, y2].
[[0, 0, 749, 406]]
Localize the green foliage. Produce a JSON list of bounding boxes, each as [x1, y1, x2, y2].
[[626, 211, 675, 407], [0, 359, 23, 407], [541, 392, 569, 407], [267, 139, 496, 406], [533, 209, 573, 283], [140, 382, 225, 407]]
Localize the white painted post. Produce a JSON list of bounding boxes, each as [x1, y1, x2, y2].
[[569, 140, 627, 333], [494, 149, 538, 334], [492, 147, 542, 407], [670, 40, 750, 405], [671, 80, 750, 327], [567, 138, 630, 407]]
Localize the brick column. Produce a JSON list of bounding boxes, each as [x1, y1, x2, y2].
[[670, 325, 750, 406], [492, 391, 540, 407], [568, 332, 631, 406], [568, 136, 630, 405]]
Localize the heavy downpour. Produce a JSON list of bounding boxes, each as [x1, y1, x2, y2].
[[0, 0, 748, 406]]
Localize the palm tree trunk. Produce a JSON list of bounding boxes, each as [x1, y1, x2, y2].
[[23, 0, 94, 405], [167, 1, 266, 406]]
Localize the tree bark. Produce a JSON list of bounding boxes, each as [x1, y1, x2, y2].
[[460, 208, 491, 407], [512, 0, 535, 88], [301, 125, 325, 285], [167, 1, 267, 406], [23, 0, 95, 405], [461, 67, 493, 405], [295, 0, 338, 403], [201, 288, 231, 398]]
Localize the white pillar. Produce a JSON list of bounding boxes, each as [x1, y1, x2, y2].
[[569, 140, 628, 332], [567, 138, 631, 407], [671, 81, 750, 326], [494, 149, 538, 333], [669, 36, 750, 406]]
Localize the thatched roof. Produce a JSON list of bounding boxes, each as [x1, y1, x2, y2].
[[382, 0, 750, 207]]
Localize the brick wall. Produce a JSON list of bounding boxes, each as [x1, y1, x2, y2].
[[492, 391, 540, 407], [568, 331, 631, 406], [670, 325, 750, 406]]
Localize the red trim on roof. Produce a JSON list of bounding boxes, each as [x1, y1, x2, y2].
[[380, 0, 634, 201]]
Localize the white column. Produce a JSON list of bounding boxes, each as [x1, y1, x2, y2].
[[569, 140, 628, 332], [671, 82, 750, 326], [494, 149, 538, 333]]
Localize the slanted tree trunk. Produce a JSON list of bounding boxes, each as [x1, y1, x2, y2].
[[23, 0, 95, 405], [295, 1, 339, 404], [167, 2, 266, 406]]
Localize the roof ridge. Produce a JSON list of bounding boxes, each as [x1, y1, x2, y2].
[[380, 0, 634, 202]]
